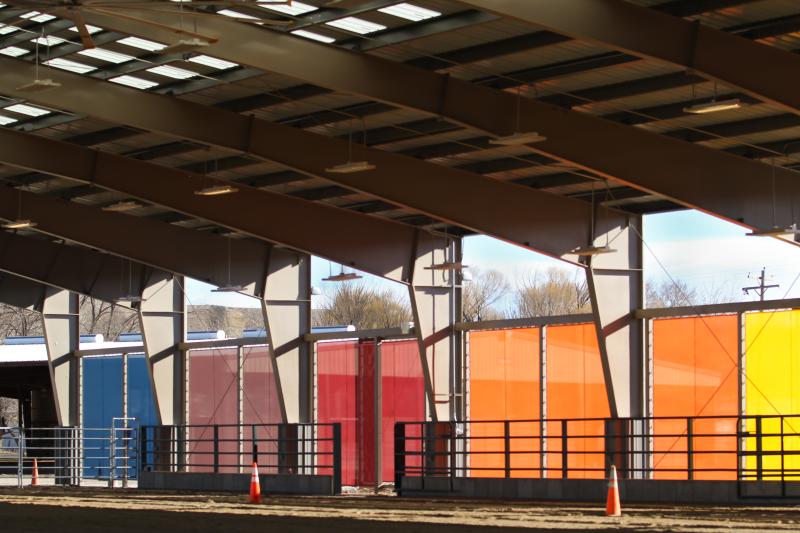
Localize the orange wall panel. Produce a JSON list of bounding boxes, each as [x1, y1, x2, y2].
[[469, 328, 540, 477], [652, 315, 738, 480], [546, 324, 608, 479]]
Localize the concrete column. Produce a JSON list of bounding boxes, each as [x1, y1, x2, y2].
[[586, 215, 644, 418], [41, 288, 80, 427], [138, 270, 186, 425], [408, 236, 460, 422], [260, 247, 312, 424]]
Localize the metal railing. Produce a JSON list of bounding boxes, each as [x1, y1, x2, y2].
[[0, 424, 138, 487], [139, 422, 341, 493], [394, 415, 800, 491]]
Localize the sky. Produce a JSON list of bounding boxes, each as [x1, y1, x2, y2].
[[184, 209, 800, 310]]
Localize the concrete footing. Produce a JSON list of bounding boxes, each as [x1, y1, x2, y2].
[[398, 476, 800, 505], [139, 471, 336, 495]]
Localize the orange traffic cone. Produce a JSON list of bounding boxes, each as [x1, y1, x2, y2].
[[248, 462, 261, 504], [31, 458, 38, 487], [605, 464, 621, 517]]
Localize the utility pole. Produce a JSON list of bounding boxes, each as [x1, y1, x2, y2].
[[742, 267, 780, 301]]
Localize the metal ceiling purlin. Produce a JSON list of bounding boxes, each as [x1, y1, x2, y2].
[[0, 126, 431, 284], [66, 11, 800, 239], [0, 59, 627, 266], [459, 0, 800, 115]]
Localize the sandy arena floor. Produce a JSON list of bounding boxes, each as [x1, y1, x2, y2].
[[0, 487, 798, 532]]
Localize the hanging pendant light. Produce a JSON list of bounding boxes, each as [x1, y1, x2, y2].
[[3, 189, 37, 230], [490, 86, 546, 146], [573, 181, 616, 256], [322, 261, 362, 282], [683, 81, 742, 115], [325, 120, 375, 174], [16, 30, 60, 92], [116, 260, 145, 303]]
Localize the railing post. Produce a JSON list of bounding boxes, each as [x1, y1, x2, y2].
[[333, 423, 342, 495], [756, 416, 763, 481], [686, 418, 694, 481], [394, 422, 405, 493], [504, 420, 511, 479], [561, 420, 568, 479], [251, 424, 258, 465], [213, 425, 219, 473], [139, 426, 147, 475]]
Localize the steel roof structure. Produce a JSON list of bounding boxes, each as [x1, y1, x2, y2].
[[0, 0, 797, 428]]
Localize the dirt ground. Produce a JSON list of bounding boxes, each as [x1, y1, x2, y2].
[[0, 488, 798, 532]]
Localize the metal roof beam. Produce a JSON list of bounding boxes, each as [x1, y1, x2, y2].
[[460, 0, 800, 115], [0, 125, 432, 283], [0, 59, 624, 265]]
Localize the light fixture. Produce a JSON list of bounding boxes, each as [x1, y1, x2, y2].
[[194, 184, 238, 196], [16, 79, 61, 92], [461, 270, 474, 282], [325, 160, 375, 174], [575, 181, 615, 257], [3, 190, 36, 230], [746, 225, 798, 237], [311, 286, 323, 296], [325, 120, 375, 174], [747, 157, 796, 238], [490, 85, 547, 147], [115, 260, 145, 304], [683, 98, 742, 115], [102, 200, 141, 212], [16, 30, 61, 93], [322, 261, 362, 282], [212, 233, 244, 293], [573, 245, 615, 256], [2, 219, 36, 230], [425, 261, 467, 271], [161, 38, 210, 55], [490, 131, 547, 146], [322, 272, 362, 282]]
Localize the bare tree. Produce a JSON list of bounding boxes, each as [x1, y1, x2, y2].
[[0, 304, 41, 339], [462, 268, 508, 322], [79, 296, 138, 340], [510, 268, 590, 318], [646, 278, 736, 308], [314, 282, 411, 330]]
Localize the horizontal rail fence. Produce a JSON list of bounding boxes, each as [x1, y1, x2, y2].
[[395, 415, 800, 492], [139, 422, 341, 492], [0, 425, 138, 487]]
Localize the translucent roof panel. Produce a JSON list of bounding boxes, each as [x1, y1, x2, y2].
[[260, 1, 317, 16], [326, 17, 387, 35], [117, 36, 165, 52], [378, 3, 441, 22], [0, 46, 27, 57], [5, 104, 50, 117], [44, 57, 97, 74], [78, 48, 136, 64], [291, 29, 336, 43], [147, 64, 199, 80], [110, 75, 159, 90], [187, 55, 238, 70], [0, 115, 17, 126]]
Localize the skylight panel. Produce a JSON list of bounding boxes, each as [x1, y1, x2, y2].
[[147, 64, 198, 79], [44, 57, 96, 74], [218, 9, 259, 20], [20, 11, 56, 23], [259, 1, 317, 16], [79, 47, 135, 64], [0, 3, 7, 8], [378, 3, 441, 21], [187, 55, 238, 70], [326, 16, 386, 35], [0, 23, 18, 35], [291, 29, 335, 43], [110, 75, 159, 90], [31, 36, 66, 46], [0, 115, 17, 126], [117, 36, 165, 52], [68, 24, 102, 34], [0, 46, 27, 57], [5, 104, 50, 117]]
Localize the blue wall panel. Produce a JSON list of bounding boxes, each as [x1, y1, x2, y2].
[[82, 356, 123, 478]]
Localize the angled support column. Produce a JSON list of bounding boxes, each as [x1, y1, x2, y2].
[[259, 247, 312, 424], [585, 215, 644, 418], [138, 271, 186, 426], [42, 288, 80, 427], [409, 237, 460, 422]]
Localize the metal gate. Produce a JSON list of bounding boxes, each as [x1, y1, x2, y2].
[[0, 422, 138, 487]]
